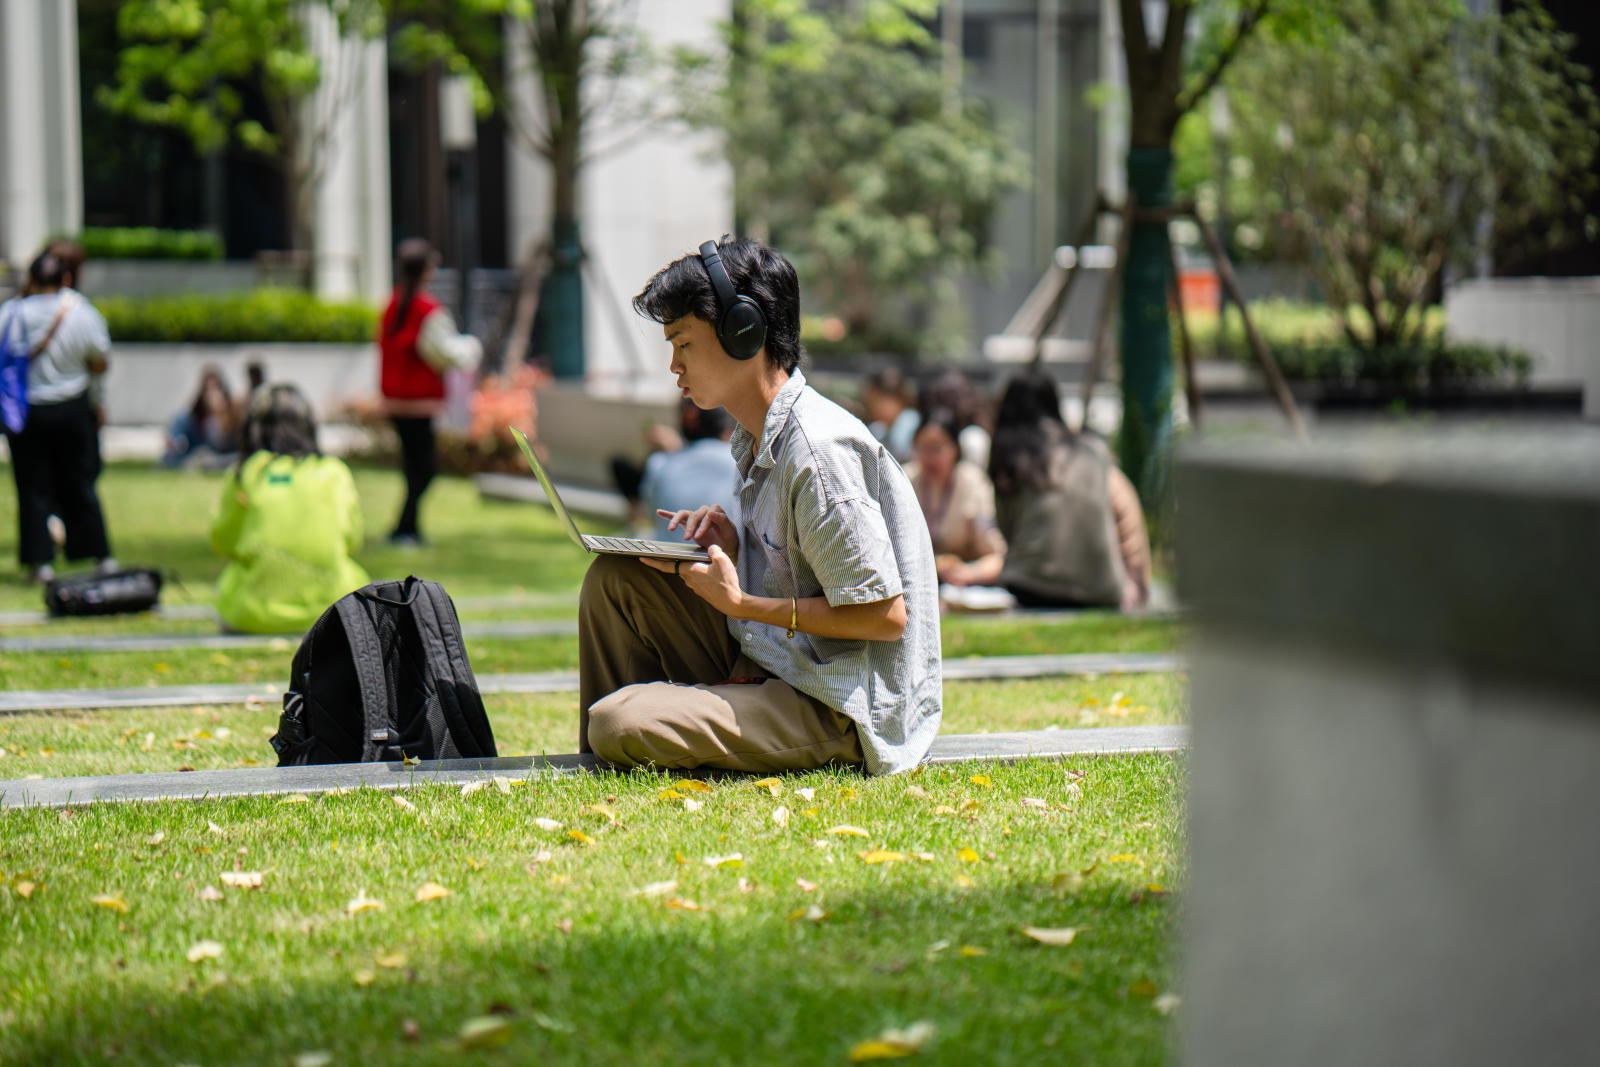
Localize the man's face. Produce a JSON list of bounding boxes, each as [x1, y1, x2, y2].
[[663, 315, 731, 410]]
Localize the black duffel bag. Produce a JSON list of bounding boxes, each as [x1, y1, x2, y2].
[[44, 568, 163, 617]]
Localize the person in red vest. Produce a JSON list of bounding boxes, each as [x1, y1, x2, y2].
[[378, 238, 482, 545]]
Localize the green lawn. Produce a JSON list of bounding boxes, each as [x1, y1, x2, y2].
[[0, 462, 1188, 1064], [0, 756, 1183, 1066]]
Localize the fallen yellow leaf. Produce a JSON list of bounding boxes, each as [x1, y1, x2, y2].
[[703, 853, 743, 869], [849, 1022, 934, 1062], [788, 905, 829, 922], [633, 880, 679, 897], [662, 896, 703, 911], [795, 878, 819, 892], [198, 885, 223, 902], [376, 952, 408, 969], [145, 832, 165, 846], [346, 893, 385, 914], [969, 774, 992, 788], [673, 779, 712, 793], [354, 968, 376, 987], [415, 882, 452, 902], [857, 850, 908, 864], [460, 780, 486, 797], [959, 946, 988, 957], [903, 785, 931, 800], [795, 787, 816, 801], [957, 847, 981, 863], [402, 754, 421, 766], [753, 777, 783, 796], [771, 805, 790, 827], [1020, 925, 1078, 946], [15, 881, 36, 899], [910, 851, 936, 862], [568, 829, 595, 846], [1052, 871, 1086, 895], [837, 787, 859, 801], [278, 795, 310, 806], [90, 893, 128, 913], [587, 803, 618, 823], [493, 777, 513, 795], [392, 795, 417, 812], [1021, 797, 1048, 809], [220, 871, 263, 889], [1127, 979, 1160, 998], [683, 798, 704, 813], [1108, 853, 1140, 864], [828, 825, 869, 837], [932, 805, 956, 815], [953, 874, 977, 889], [458, 1016, 514, 1050], [186, 939, 223, 962], [657, 789, 686, 801], [533, 817, 563, 832]]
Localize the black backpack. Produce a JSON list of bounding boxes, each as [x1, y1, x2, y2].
[[270, 576, 497, 766], [45, 568, 163, 616]]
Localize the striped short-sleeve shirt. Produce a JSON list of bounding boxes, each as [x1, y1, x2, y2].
[[727, 370, 942, 774]]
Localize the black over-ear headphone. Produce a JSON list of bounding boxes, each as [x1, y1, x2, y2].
[[699, 240, 767, 360]]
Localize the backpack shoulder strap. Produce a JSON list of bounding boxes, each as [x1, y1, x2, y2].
[[30, 293, 74, 358], [409, 579, 496, 758], [334, 592, 395, 761]]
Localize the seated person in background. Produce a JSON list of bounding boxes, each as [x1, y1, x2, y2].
[[162, 365, 238, 468], [903, 409, 1005, 588], [920, 369, 993, 471], [863, 365, 920, 463], [641, 399, 738, 539], [210, 383, 369, 633], [988, 371, 1150, 612]]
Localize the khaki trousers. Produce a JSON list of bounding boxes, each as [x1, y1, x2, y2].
[[577, 554, 864, 772]]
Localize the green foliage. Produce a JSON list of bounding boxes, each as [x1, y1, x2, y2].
[[676, 0, 1028, 356], [96, 0, 388, 249], [1223, 0, 1600, 347], [68, 227, 224, 261], [1189, 300, 1532, 385], [97, 289, 376, 343]]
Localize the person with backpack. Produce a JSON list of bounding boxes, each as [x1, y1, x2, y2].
[[379, 238, 482, 546], [210, 383, 369, 633], [1, 250, 115, 584]]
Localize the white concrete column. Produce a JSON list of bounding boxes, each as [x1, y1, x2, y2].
[[503, 1, 732, 394], [306, 12, 391, 302], [0, 0, 85, 267]]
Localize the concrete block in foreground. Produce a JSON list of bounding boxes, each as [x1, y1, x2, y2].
[[1178, 428, 1600, 1067]]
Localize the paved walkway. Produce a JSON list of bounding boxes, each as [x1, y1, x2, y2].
[[0, 591, 580, 629], [0, 724, 1188, 809], [0, 619, 578, 654], [0, 652, 1185, 714]]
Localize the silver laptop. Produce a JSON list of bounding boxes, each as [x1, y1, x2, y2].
[[510, 427, 710, 562]]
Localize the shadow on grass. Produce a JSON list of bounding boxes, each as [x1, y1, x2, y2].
[[3, 879, 1179, 1067]]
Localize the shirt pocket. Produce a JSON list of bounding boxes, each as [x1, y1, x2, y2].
[[758, 530, 795, 597]]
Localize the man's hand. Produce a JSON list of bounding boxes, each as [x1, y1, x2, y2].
[[657, 505, 738, 558], [641, 544, 743, 615]]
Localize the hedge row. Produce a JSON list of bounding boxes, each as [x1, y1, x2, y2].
[[99, 289, 377, 344], [72, 227, 226, 262]]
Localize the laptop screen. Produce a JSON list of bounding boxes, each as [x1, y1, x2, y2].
[[510, 427, 588, 551]]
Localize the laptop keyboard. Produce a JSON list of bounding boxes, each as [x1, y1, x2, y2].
[[588, 536, 700, 555]]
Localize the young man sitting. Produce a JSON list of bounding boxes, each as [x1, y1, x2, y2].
[[577, 238, 941, 775]]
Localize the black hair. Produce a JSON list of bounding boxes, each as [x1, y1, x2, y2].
[[681, 399, 733, 442], [389, 238, 440, 338], [989, 371, 1071, 496], [45, 240, 86, 288], [866, 365, 911, 401], [632, 237, 803, 372], [189, 365, 233, 426], [921, 369, 990, 433], [237, 382, 320, 471], [28, 252, 66, 291], [913, 407, 964, 461]]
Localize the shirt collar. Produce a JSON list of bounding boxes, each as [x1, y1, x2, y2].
[[732, 369, 806, 471]]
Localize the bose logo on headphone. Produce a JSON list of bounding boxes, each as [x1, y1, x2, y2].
[[699, 240, 768, 361]]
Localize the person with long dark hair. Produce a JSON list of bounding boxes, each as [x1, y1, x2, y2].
[[2, 250, 115, 584], [161, 365, 237, 467], [209, 383, 368, 633], [904, 408, 1006, 587], [988, 372, 1151, 611], [378, 238, 481, 545]]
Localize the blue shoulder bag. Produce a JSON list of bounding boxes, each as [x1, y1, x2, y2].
[[0, 301, 29, 433]]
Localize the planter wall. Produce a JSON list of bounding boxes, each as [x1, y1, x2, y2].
[[102, 343, 375, 426], [1445, 276, 1600, 417], [81, 260, 258, 297]]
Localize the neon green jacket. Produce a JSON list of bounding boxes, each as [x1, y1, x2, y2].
[[210, 451, 370, 634]]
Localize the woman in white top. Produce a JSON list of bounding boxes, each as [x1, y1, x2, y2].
[[1, 250, 115, 583]]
